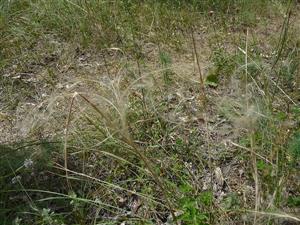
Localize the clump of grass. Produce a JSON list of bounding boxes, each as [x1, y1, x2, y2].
[[1, 0, 300, 224]]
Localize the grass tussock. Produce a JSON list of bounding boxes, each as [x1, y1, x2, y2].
[[1, 0, 300, 224]]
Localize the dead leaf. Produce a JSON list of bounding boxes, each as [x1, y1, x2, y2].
[[215, 167, 224, 187]]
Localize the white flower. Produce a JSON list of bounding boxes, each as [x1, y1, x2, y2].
[[11, 175, 21, 184], [24, 158, 33, 168]]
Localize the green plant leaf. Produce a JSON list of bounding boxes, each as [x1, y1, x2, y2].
[[205, 74, 218, 87]]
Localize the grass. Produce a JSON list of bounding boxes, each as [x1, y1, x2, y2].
[[1, 0, 300, 224]]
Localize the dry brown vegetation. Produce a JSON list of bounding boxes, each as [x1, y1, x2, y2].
[[0, 1, 300, 224]]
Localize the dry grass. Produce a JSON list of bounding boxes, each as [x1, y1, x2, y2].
[[1, 1, 300, 224]]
